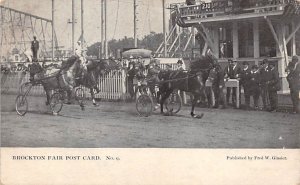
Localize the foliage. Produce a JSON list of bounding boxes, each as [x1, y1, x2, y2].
[[87, 32, 163, 58]]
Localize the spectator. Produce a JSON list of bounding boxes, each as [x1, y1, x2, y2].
[[249, 65, 261, 109], [177, 59, 186, 71], [239, 61, 252, 109], [267, 61, 280, 112], [224, 59, 241, 106], [127, 62, 135, 100], [259, 59, 270, 110], [31, 36, 39, 62], [286, 55, 300, 114]]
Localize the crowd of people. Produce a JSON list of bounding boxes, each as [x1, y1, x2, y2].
[[124, 55, 300, 114], [218, 56, 300, 114], [125, 57, 185, 101]]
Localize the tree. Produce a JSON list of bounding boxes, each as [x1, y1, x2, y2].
[[86, 32, 164, 58]]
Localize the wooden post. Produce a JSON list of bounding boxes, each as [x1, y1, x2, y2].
[[72, 0, 75, 53], [81, 0, 84, 45], [52, 0, 55, 61], [291, 21, 296, 56], [212, 27, 219, 58], [232, 21, 239, 59], [253, 20, 260, 65], [134, 0, 137, 48], [163, 0, 167, 57]]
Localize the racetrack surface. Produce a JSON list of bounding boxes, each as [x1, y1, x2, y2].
[[1, 94, 300, 148]]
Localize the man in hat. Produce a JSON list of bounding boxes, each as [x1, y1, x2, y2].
[[239, 61, 252, 109], [31, 36, 39, 62], [224, 59, 240, 106], [286, 55, 300, 113], [127, 61, 136, 100], [266, 61, 280, 112], [259, 59, 270, 110], [249, 65, 261, 109], [147, 62, 161, 96], [177, 59, 186, 71]]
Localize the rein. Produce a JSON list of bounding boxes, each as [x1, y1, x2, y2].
[[158, 72, 200, 84]]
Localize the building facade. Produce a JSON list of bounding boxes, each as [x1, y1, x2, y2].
[[173, 0, 300, 93]]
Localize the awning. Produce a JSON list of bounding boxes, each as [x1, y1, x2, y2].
[[122, 49, 153, 58]]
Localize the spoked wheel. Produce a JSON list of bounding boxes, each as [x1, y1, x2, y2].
[[15, 94, 28, 116], [75, 87, 86, 105], [19, 82, 32, 95], [1, 74, 9, 93], [50, 92, 63, 114], [165, 91, 182, 114], [136, 94, 153, 117]]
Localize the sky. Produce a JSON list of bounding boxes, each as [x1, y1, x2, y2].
[[0, 0, 203, 49]]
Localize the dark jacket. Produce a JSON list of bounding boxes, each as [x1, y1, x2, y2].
[[248, 70, 261, 94], [31, 40, 39, 51], [224, 64, 240, 79], [267, 67, 280, 91], [239, 67, 252, 88], [287, 62, 300, 90], [259, 67, 271, 86]]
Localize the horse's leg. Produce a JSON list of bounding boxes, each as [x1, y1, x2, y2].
[[191, 94, 204, 119], [65, 89, 72, 104], [44, 88, 50, 106], [160, 89, 172, 114], [90, 88, 98, 106]]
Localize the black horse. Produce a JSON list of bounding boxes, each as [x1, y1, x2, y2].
[[158, 55, 216, 118]]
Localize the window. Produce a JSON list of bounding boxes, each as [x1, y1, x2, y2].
[[218, 24, 233, 58], [259, 21, 276, 57], [238, 22, 254, 58]]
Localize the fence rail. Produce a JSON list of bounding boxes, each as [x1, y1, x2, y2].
[[0, 70, 128, 100]]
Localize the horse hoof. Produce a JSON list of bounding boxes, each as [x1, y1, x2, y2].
[[93, 103, 98, 106], [192, 113, 204, 119], [164, 112, 172, 116]]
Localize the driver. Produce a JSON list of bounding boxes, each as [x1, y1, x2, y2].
[[75, 40, 88, 79]]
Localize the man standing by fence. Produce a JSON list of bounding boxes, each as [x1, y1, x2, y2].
[[224, 59, 240, 106], [31, 36, 39, 62]]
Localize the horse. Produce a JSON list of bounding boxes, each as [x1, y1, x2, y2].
[[207, 64, 227, 109], [158, 54, 216, 118], [73, 59, 115, 106], [32, 56, 84, 108]]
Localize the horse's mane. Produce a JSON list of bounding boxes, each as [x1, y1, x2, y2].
[[190, 56, 214, 71], [62, 57, 77, 70]]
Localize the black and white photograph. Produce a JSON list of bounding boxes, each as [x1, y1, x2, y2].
[[1, 0, 300, 184]]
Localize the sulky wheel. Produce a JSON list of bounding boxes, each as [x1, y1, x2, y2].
[[165, 91, 182, 114], [15, 94, 28, 116], [136, 94, 153, 117], [19, 82, 32, 95], [75, 87, 86, 105], [50, 92, 63, 115]]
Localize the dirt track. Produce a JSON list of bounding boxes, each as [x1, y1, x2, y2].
[[1, 94, 300, 148]]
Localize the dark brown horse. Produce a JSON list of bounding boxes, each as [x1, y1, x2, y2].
[[33, 57, 83, 107], [158, 55, 216, 118]]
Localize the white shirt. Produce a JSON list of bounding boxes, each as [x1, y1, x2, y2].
[[75, 43, 82, 57]]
